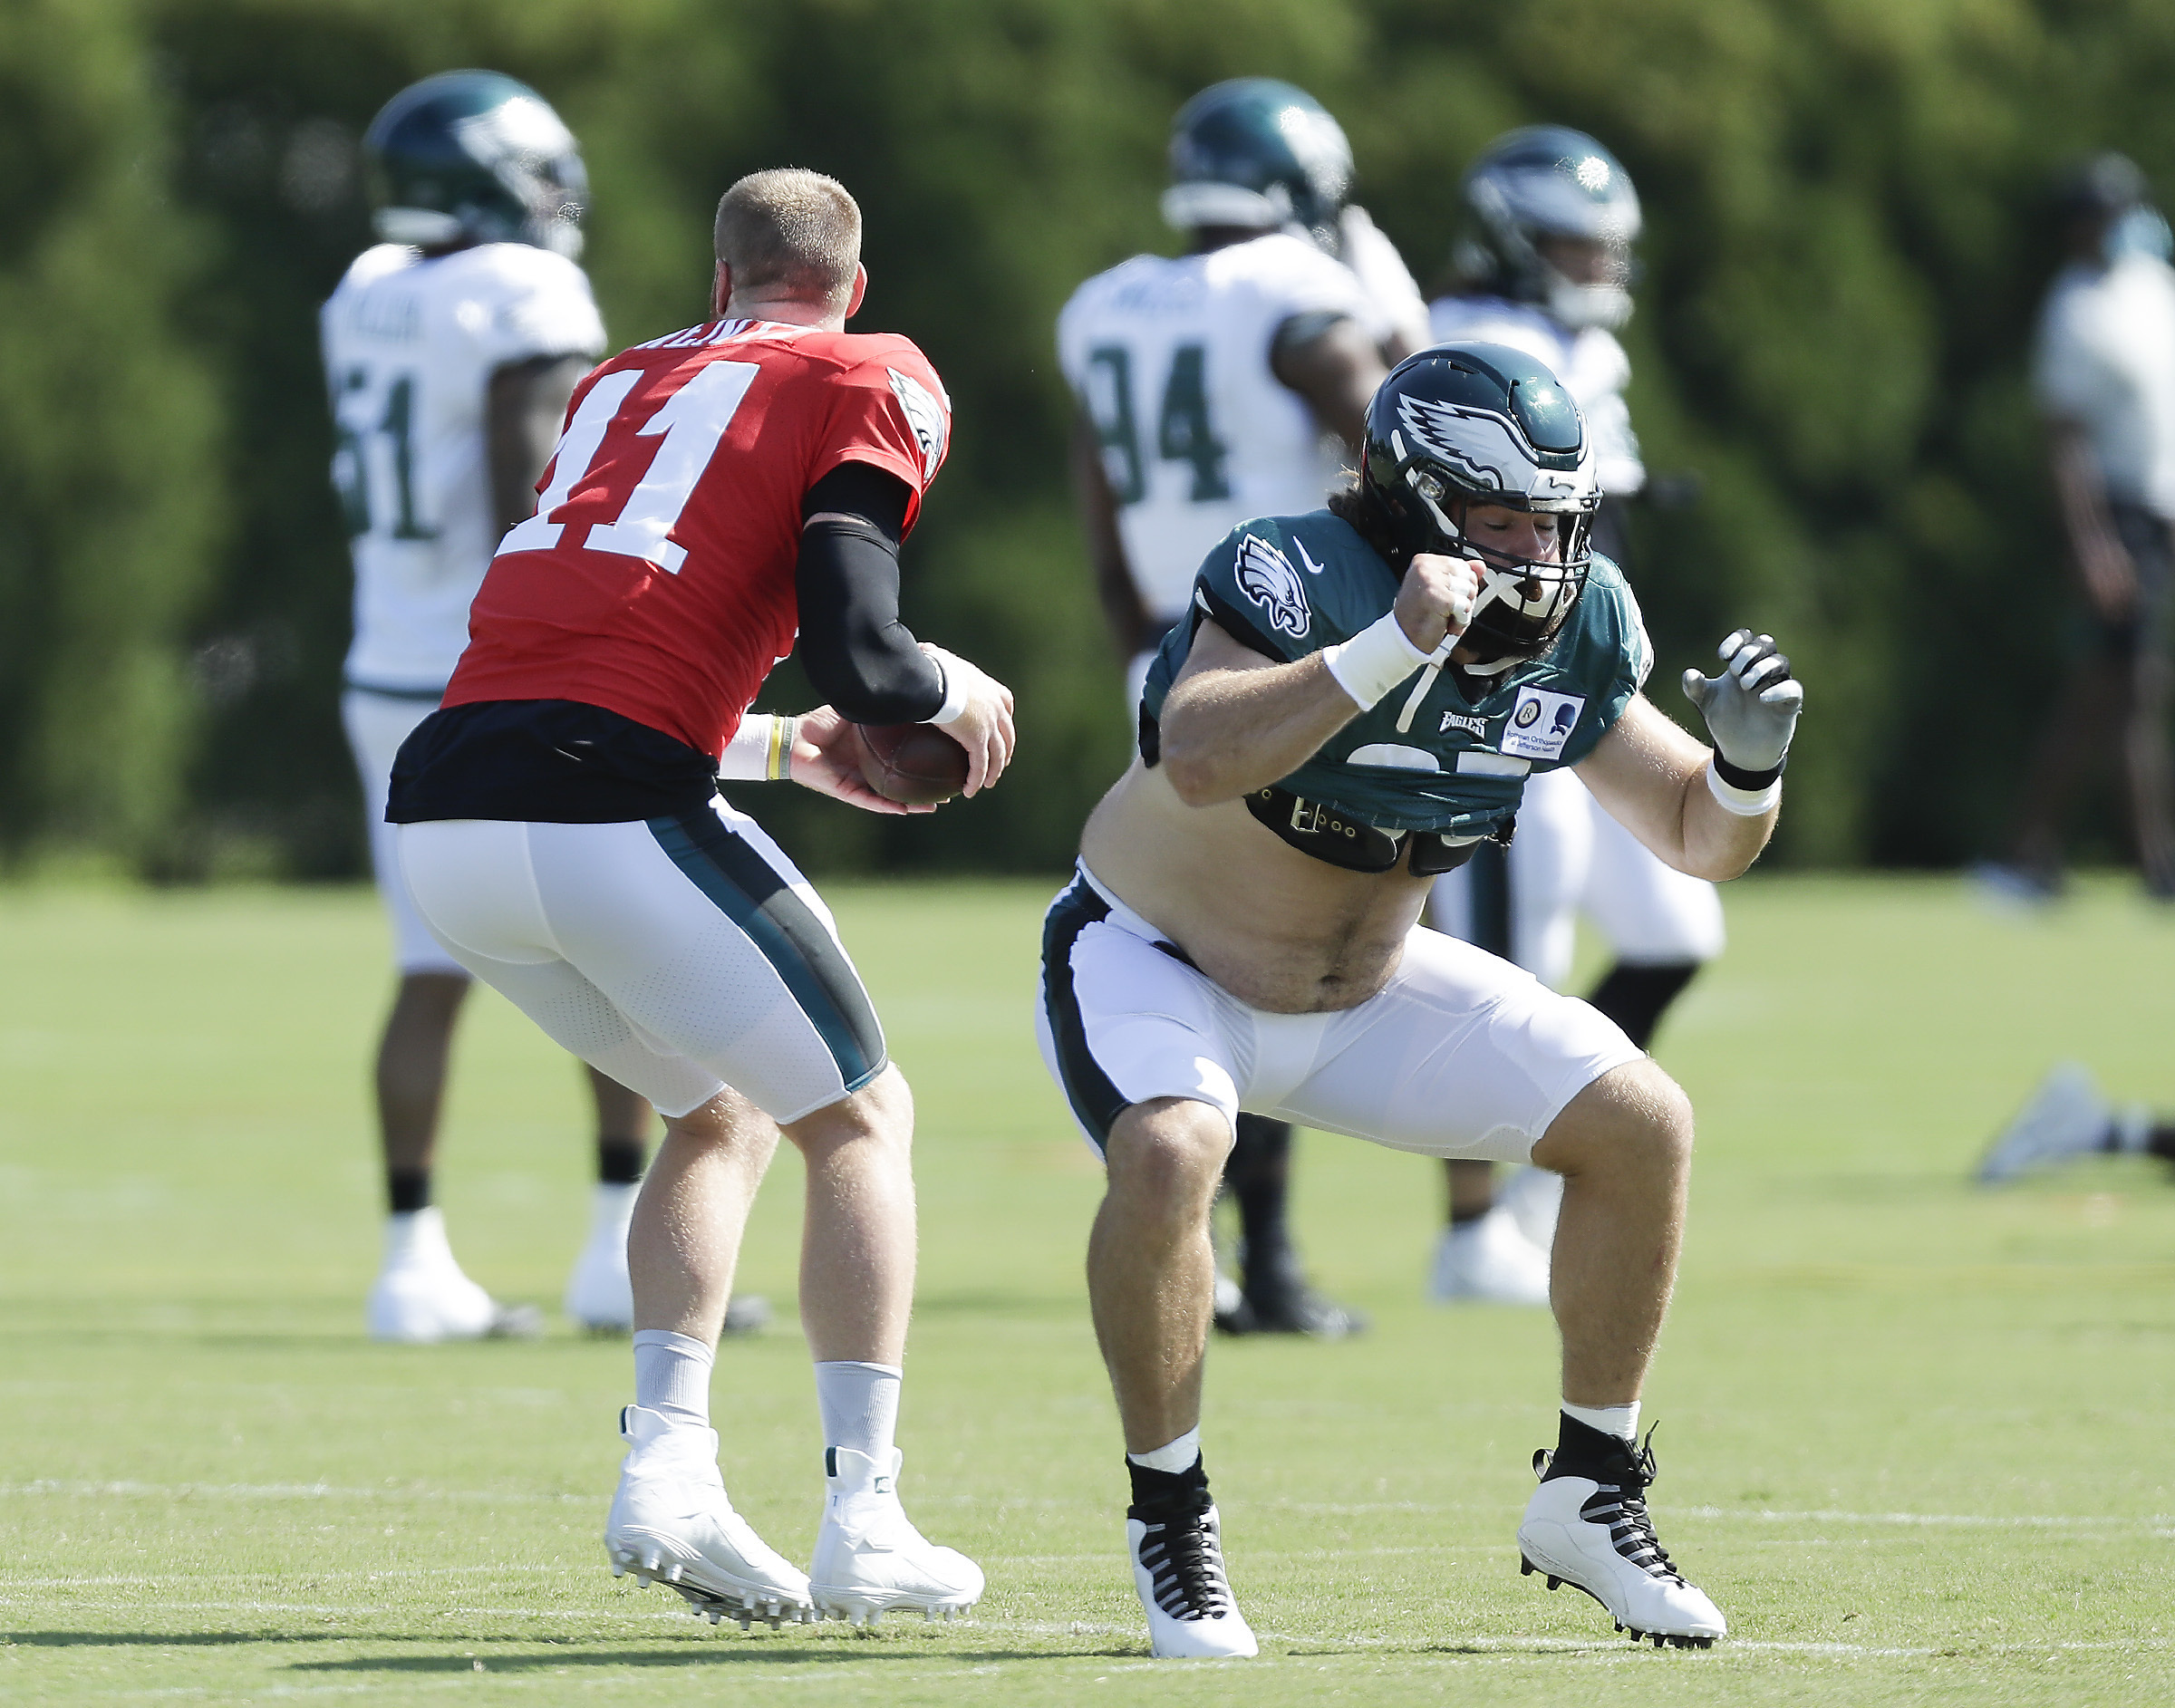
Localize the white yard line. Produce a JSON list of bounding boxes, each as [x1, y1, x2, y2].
[[0, 1481, 586, 1504]]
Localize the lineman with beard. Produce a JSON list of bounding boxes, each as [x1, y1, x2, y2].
[[326, 72, 765, 1342], [1057, 77, 1428, 1339], [1038, 342, 1802, 1656], [1421, 128, 1726, 1306]]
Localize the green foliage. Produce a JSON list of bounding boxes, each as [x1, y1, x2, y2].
[[0, 0, 220, 870], [13, 0, 2175, 870]]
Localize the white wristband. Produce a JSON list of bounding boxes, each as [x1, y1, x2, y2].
[[924, 647, 972, 726], [1321, 610, 1432, 710], [1705, 756, 1781, 816], [718, 714, 776, 780]]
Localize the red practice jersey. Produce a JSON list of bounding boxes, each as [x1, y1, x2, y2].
[[444, 318, 952, 757]]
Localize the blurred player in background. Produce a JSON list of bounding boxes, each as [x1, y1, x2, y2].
[[391, 169, 1007, 1626], [1978, 152, 2175, 903], [328, 71, 695, 1342], [1421, 128, 1724, 1304], [1977, 1061, 2175, 1182], [1039, 343, 1803, 1655], [1056, 77, 1427, 1337]]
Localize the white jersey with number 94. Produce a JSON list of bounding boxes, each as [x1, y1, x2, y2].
[[321, 241, 604, 693], [1057, 232, 1387, 627]]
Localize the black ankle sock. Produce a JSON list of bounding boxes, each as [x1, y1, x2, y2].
[[2149, 1124, 2175, 1165], [1448, 1205, 1489, 1228], [1546, 1412, 1629, 1481], [1126, 1453, 1208, 1517], [596, 1135, 647, 1186], [1585, 960, 1700, 1052], [1226, 1115, 1293, 1290], [387, 1167, 431, 1215]]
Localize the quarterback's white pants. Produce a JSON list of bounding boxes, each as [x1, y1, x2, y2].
[[1038, 865, 1641, 1163], [343, 688, 467, 976], [396, 800, 887, 1123], [1428, 767, 1725, 985]]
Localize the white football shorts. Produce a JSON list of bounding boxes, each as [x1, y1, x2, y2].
[[396, 798, 887, 1122], [1428, 767, 1725, 986], [1037, 864, 1641, 1162], [343, 688, 467, 976]]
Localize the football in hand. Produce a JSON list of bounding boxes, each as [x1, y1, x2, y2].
[[850, 722, 971, 805]]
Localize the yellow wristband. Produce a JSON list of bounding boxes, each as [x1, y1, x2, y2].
[[767, 716, 798, 781]]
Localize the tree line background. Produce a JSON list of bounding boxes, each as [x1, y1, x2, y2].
[[5, 0, 2174, 881]]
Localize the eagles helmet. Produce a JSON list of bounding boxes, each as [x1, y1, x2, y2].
[[2049, 152, 2173, 263], [362, 71, 588, 259], [1358, 342, 1600, 664], [1452, 126, 1640, 330], [1161, 78, 1353, 253]]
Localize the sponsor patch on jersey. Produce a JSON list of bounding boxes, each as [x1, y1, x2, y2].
[[1500, 687, 1585, 761], [1233, 535, 1311, 639], [886, 368, 949, 480]]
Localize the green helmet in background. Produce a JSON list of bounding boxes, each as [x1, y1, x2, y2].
[[362, 70, 588, 259], [1161, 78, 1353, 254]]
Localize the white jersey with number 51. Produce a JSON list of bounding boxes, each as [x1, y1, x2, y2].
[[1057, 232, 1388, 627], [321, 241, 604, 693]]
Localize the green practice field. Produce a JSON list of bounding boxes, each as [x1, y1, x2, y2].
[[2, 873, 2171, 1705]]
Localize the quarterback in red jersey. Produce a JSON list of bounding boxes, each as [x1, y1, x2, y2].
[[388, 169, 1011, 1630]]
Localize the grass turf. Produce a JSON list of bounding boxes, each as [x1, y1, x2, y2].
[[1, 872, 2171, 1705]]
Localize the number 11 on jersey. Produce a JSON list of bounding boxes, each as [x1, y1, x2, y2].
[[499, 360, 759, 573]]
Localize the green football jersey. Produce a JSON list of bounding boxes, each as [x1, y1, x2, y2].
[[1140, 510, 1651, 837]]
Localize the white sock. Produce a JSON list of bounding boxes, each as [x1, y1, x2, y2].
[[815, 1361, 902, 1463], [632, 1329, 713, 1430], [1562, 1400, 1640, 1443], [589, 1180, 640, 1233], [2114, 1105, 2152, 1153], [382, 1206, 452, 1268], [1127, 1426, 1202, 1475]]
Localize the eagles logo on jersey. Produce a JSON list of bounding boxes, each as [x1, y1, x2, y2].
[[887, 368, 950, 480], [1232, 533, 1312, 638]]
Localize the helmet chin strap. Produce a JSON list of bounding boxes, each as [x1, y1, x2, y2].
[[1388, 486, 1513, 731]]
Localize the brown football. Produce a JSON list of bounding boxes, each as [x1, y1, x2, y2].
[[851, 722, 971, 805]]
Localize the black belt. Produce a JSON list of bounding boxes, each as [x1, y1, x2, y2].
[[1242, 785, 1510, 876]]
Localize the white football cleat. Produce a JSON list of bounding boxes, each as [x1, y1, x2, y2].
[[604, 1404, 814, 1628], [1427, 1204, 1551, 1306], [1517, 1429, 1726, 1649], [367, 1208, 541, 1343], [1127, 1500, 1256, 1658], [808, 1447, 982, 1624], [1496, 1165, 1566, 1252], [1977, 1062, 2110, 1184], [564, 1182, 639, 1332]]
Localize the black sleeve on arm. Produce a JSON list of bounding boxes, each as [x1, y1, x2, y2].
[[796, 463, 946, 724]]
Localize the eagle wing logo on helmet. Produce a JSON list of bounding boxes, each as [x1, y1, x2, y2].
[[452, 95, 577, 165], [887, 369, 950, 480], [1233, 534, 1311, 638], [1396, 394, 1535, 493]]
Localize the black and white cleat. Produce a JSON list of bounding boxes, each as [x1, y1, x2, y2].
[[1515, 1423, 1726, 1649]]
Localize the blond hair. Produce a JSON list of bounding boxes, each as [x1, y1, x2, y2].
[[713, 169, 861, 308]]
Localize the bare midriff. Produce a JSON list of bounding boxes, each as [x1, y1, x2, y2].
[[1078, 758, 1434, 1014]]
